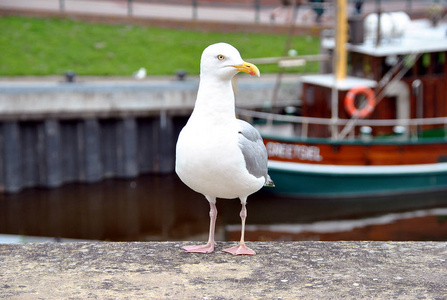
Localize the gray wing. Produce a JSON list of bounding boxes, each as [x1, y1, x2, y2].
[[237, 119, 274, 187]]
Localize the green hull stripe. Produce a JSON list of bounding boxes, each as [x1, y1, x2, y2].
[[267, 162, 447, 197]]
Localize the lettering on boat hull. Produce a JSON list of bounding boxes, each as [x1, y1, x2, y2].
[[266, 142, 323, 162]]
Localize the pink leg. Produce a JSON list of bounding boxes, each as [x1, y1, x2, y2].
[[182, 199, 217, 254], [222, 200, 256, 256]]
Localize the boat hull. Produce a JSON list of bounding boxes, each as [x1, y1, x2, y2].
[[267, 160, 447, 197], [260, 135, 447, 197]]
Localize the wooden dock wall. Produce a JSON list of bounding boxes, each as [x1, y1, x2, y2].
[[0, 115, 184, 193]]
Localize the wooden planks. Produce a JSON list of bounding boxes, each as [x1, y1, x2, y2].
[[0, 116, 186, 193]]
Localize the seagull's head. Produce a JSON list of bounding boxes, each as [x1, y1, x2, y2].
[[200, 43, 260, 81]]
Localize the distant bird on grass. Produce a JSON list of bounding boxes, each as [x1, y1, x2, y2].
[[133, 67, 146, 79], [175, 43, 274, 256]]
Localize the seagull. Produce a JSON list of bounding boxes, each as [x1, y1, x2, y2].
[[133, 67, 146, 79], [175, 43, 274, 255]]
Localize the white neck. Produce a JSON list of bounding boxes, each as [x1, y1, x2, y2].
[[190, 76, 236, 123]]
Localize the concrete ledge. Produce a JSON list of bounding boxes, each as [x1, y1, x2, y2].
[[1, 242, 446, 298], [0, 78, 299, 120]]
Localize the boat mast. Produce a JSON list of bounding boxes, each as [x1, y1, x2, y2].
[[331, 0, 348, 140], [335, 0, 348, 80]]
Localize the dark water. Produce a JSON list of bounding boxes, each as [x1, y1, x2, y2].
[[1, 173, 447, 242]]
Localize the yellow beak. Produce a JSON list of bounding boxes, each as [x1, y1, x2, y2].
[[232, 62, 260, 77]]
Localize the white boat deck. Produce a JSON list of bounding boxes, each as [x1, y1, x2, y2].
[[322, 19, 447, 57]]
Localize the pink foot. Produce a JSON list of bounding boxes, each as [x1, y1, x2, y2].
[[222, 244, 256, 256], [182, 243, 215, 254]]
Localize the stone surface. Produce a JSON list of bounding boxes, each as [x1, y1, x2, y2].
[[0, 77, 299, 120], [0, 242, 446, 299]]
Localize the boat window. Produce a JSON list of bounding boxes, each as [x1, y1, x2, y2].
[[347, 53, 353, 75], [417, 53, 430, 76], [349, 53, 363, 77], [363, 56, 372, 79], [433, 52, 445, 74]]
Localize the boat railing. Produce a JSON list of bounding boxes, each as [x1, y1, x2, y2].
[[236, 108, 447, 141]]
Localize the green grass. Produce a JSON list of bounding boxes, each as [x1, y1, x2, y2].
[[0, 16, 320, 76]]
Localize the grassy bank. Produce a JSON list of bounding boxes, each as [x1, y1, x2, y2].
[[0, 16, 320, 76]]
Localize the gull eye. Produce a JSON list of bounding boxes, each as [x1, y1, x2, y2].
[[217, 54, 225, 61]]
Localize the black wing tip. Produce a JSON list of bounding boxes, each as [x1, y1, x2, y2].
[[264, 175, 275, 187]]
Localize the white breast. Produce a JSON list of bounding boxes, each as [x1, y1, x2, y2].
[[175, 119, 264, 199]]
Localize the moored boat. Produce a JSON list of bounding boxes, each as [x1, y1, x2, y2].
[[238, 2, 447, 197]]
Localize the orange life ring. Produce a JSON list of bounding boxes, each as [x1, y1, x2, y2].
[[344, 86, 376, 118]]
